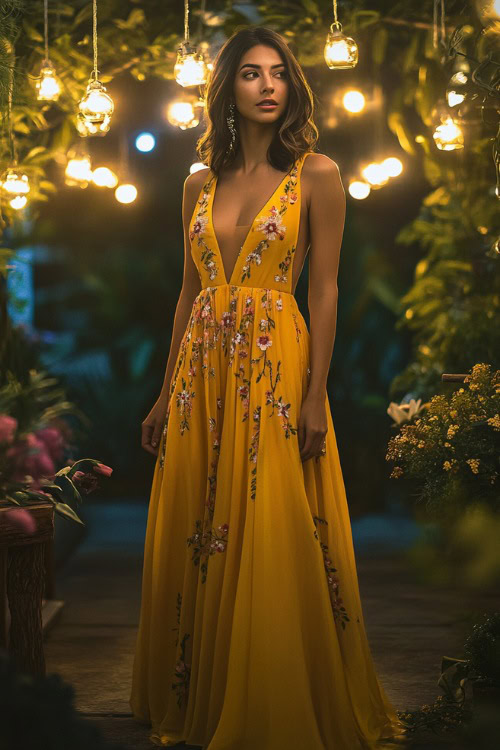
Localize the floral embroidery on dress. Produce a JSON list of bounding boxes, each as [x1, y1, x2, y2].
[[187, 519, 229, 583], [249, 405, 261, 500], [190, 176, 221, 281], [313, 515, 351, 629], [172, 632, 191, 708], [238, 161, 299, 284], [275, 245, 296, 284], [176, 377, 195, 434], [171, 591, 182, 647]]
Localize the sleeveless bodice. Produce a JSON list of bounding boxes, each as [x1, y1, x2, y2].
[[189, 152, 312, 295]]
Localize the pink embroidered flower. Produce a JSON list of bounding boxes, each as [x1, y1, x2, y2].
[[276, 298, 283, 310], [238, 385, 249, 399], [218, 523, 229, 533], [255, 206, 286, 241], [289, 192, 298, 205], [189, 211, 208, 241], [278, 403, 289, 418], [257, 334, 272, 351], [0, 414, 17, 444], [220, 311, 232, 328]]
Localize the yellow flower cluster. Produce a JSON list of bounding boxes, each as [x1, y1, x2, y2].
[[466, 458, 480, 474], [446, 424, 460, 439], [487, 413, 500, 430]]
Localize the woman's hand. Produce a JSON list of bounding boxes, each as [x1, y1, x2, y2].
[[298, 393, 328, 462], [141, 392, 170, 456]]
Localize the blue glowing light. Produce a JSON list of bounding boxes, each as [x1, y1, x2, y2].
[[135, 133, 156, 152]]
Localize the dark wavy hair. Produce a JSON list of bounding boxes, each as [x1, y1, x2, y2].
[[196, 26, 319, 175]]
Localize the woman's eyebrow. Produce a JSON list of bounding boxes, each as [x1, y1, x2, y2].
[[238, 63, 285, 71]]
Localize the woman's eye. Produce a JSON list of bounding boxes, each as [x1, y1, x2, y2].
[[243, 71, 287, 79]]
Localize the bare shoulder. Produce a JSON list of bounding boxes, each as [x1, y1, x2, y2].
[[302, 153, 344, 213], [303, 152, 341, 178], [184, 165, 211, 196]]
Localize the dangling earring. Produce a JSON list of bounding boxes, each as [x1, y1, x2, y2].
[[226, 101, 237, 154]]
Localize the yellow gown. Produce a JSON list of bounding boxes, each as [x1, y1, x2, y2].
[[130, 152, 405, 749]]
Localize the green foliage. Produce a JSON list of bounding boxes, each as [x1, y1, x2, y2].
[[463, 613, 500, 684], [398, 613, 500, 740]]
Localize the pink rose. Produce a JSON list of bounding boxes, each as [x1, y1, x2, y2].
[[0, 414, 17, 444], [35, 426, 65, 462], [4, 508, 37, 535], [6, 433, 55, 482], [92, 462, 113, 477]]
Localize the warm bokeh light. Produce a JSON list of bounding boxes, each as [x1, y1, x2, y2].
[[36, 63, 61, 101], [135, 133, 156, 152], [380, 157, 403, 178], [115, 183, 138, 204], [348, 180, 370, 200], [342, 90, 365, 113], [361, 163, 389, 187], [174, 51, 208, 87], [65, 155, 92, 186], [92, 167, 119, 188], [166, 99, 200, 130], [433, 116, 464, 150], [190, 162, 208, 174], [9, 195, 28, 210]]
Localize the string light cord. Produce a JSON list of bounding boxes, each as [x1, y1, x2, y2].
[[184, 0, 189, 42], [43, 0, 49, 63], [91, 0, 99, 81]]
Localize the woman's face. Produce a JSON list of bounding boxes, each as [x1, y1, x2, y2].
[[233, 44, 289, 125]]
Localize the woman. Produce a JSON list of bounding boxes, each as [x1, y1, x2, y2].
[[130, 25, 405, 750]]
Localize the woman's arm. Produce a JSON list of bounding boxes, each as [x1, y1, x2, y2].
[[298, 154, 346, 462], [158, 170, 205, 399], [141, 169, 204, 455], [307, 154, 346, 399]]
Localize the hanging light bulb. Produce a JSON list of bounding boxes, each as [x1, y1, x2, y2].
[[1, 168, 30, 197], [324, 2, 358, 70], [36, 60, 61, 101], [174, 0, 208, 86], [433, 115, 464, 150], [36, 1, 61, 101], [446, 71, 468, 107], [9, 194, 28, 210], [77, 0, 114, 136]]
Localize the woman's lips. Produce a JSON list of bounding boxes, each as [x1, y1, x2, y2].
[[257, 102, 278, 109]]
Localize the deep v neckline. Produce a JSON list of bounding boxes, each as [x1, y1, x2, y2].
[[210, 159, 297, 286]]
